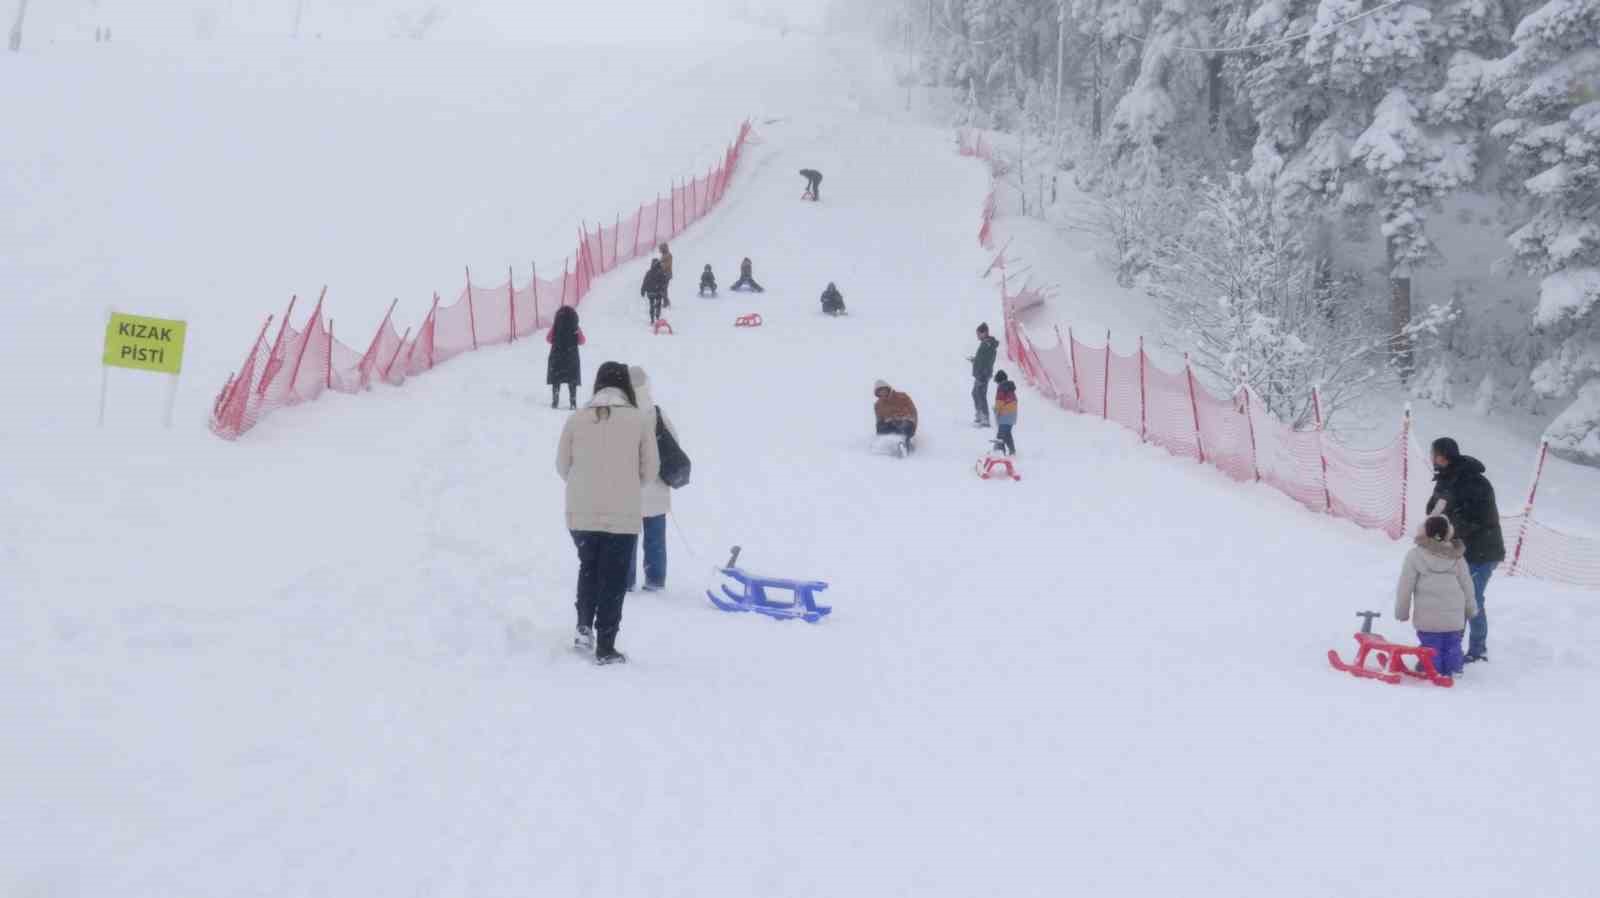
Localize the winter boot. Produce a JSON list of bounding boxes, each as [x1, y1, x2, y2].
[[595, 630, 627, 665], [573, 625, 594, 651]]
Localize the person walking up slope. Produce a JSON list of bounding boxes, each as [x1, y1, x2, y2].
[[544, 306, 585, 410], [1427, 437, 1505, 663], [969, 323, 999, 427], [640, 258, 668, 324], [992, 370, 1018, 455], [556, 362, 659, 665], [658, 243, 674, 308], [1395, 515, 1480, 677], [626, 366, 677, 592]]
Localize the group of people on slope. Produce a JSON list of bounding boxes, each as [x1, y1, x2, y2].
[[1394, 438, 1505, 675], [867, 322, 1019, 456]]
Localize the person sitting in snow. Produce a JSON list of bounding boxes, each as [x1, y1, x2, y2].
[[699, 264, 717, 297], [820, 282, 846, 316], [730, 257, 764, 293], [640, 258, 668, 323], [992, 370, 1018, 456], [1395, 515, 1480, 677], [872, 380, 918, 452], [799, 168, 823, 201]]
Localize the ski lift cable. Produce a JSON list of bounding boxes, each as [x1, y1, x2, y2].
[[1124, 0, 1407, 55]]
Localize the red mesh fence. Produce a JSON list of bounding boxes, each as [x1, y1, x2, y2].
[[210, 121, 754, 439], [963, 129, 1600, 590]]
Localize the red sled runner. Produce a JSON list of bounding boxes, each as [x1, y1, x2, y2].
[[652, 319, 674, 335], [1328, 612, 1453, 687], [734, 313, 763, 328], [975, 455, 1020, 481]]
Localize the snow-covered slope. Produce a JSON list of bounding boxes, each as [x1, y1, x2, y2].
[[4, 35, 1597, 898]]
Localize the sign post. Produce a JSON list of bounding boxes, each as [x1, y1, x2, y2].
[[101, 311, 187, 427]]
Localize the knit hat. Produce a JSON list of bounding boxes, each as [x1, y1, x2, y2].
[[873, 379, 891, 394], [977, 323, 989, 335], [1431, 437, 1461, 463], [993, 370, 1009, 384]]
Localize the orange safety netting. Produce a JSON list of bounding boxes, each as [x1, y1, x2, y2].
[[211, 121, 754, 439]]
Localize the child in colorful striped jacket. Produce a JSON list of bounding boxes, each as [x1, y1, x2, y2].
[[993, 371, 1018, 455]]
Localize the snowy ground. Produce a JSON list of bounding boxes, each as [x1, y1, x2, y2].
[[4, 33, 1599, 898]]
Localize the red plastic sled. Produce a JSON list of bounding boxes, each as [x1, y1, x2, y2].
[[976, 455, 1020, 481], [1328, 632, 1453, 687], [652, 319, 674, 335], [734, 313, 763, 328]]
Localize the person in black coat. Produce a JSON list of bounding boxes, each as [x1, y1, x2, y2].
[[799, 168, 822, 201], [820, 282, 846, 316], [699, 264, 717, 297], [968, 323, 1000, 427], [640, 258, 668, 323], [730, 257, 764, 293], [545, 305, 585, 409], [1427, 437, 1506, 663]]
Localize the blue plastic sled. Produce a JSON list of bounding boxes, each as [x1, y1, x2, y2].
[[706, 546, 831, 623]]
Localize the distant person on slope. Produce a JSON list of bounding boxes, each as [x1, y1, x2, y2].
[[1426, 437, 1506, 664], [799, 168, 822, 201], [545, 305, 586, 410], [658, 243, 674, 307], [873, 380, 918, 453], [992, 371, 1018, 455], [730, 257, 764, 293], [1394, 514, 1479, 678], [968, 323, 1000, 427], [640, 258, 668, 324], [556, 362, 658, 665], [699, 264, 717, 297], [626, 366, 677, 593], [820, 282, 846, 316]]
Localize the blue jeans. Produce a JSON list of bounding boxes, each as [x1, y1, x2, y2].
[[1468, 562, 1496, 657], [627, 515, 667, 589], [1417, 630, 1465, 676]]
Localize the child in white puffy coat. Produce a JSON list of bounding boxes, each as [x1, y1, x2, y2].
[[1395, 515, 1480, 676]]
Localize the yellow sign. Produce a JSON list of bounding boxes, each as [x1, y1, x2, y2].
[[103, 313, 186, 374]]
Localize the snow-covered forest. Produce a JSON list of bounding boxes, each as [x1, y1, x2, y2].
[[838, 0, 1599, 462]]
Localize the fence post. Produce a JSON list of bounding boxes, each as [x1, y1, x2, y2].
[[653, 194, 663, 250], [612, 213, 620, 271], [632, 202, 644, 259], [358, 300, 397, 388], [464, 267, 479, 350], [1242, 385, 1261, 482], [1053, 325, 1072, 409], [531, 262, 540, 331], [1138, 335, 1148, 442], [507, 266, 516, 342], [259, 295, 298, 396], [1508, 440, 1549, 576], [1101, 330, 1111, 420], [426, 293, 440, 370], [1313, 387, 1331, 512], [1184, 353, 1205, 463], [384, 327, 412, 382], [285, 288, 327, 399], [561, 258, 570, 306], [1399, 404, 1412, 536], [1067, 327, 1083, 413], [326, 318, 334, 390]]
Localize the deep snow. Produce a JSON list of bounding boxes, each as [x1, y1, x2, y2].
[[4, 33, 1599, 898]]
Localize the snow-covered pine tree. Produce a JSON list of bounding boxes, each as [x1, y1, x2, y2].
[[1492, 0, 1600, 464]]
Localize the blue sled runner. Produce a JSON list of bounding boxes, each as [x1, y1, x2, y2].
[[706, 546, 831, 623]]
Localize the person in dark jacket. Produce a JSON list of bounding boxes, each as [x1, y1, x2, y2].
[[1427, 437, 1506, 663], [640, 258, 668, 323], [699, 264, 717, 297], [545, 305, 585, 409], [820, 282, 846, 316], [968, 323, 1000, 427], [799, 168, 822, 201], [730, 257, 764, 292]]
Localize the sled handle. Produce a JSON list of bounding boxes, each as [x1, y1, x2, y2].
[[726, 545, 742, 569], [1356, 611, 1382, 633]]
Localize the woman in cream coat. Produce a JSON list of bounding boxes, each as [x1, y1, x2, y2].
[[556, 361, 658, 664]]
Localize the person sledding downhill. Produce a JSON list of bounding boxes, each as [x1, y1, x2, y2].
[[820, 282, 846, 316], [640, 258, 668, 324], [799, 168, 822, 201], [699, 264, 717, 297], [968, 323, 999, 427], [873, 380, 918, 457], [730, 257, 764, 292]]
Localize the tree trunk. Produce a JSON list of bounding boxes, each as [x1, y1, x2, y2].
[[1388, 239, 1414, 382], [9, 0, 29, 52], [1206, 54, 1223, 129], [1091, 31, 1102, 140]]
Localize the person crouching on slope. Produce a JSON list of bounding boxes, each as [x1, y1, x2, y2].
[[992, 370, 1018, 455], [699, 264, 717, 297], [820, 282, 846, 316], [1395, 515, 1480, 677], [873, 380, 918, 453]]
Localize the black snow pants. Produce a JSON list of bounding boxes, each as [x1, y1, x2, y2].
[[972, 377, 990, 424], [646, 291, 665, 322], [571, 530, 637, 636]]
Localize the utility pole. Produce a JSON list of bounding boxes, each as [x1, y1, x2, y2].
[[1053, 0, 1066, 164], [9, 0, 29, 53]]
